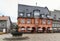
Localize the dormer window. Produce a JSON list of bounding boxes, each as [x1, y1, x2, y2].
[[41, 14, 45, 18], [34, 11, 40, 16], [46, 14, 50, 18], [19, 12, 24, 17], [40, 14, 46, 18], [27, 13, 31, 17], [20, 13, 23, 16], [33, 9, 40, 17]]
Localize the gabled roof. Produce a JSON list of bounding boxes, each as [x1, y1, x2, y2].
[[18, 4, 49, 14], [0, 16, 9, 20], [18, 4, 44, 8]]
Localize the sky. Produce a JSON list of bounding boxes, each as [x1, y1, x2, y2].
[[0, 0, 60, 22]]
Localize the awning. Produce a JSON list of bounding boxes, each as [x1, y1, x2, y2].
[[21, 28, 25, 30], [38, 28, 42, 30], [49, 28, 52, 30], [27, 28, 32, 30]]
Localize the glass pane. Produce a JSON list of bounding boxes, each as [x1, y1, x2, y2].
[[27, 14, 30, 17], [35, 19, 38, 24], [48, 20, 51, 24], [42, 19, 46, 24], [27, 19, 31, 23], [20, 19, 25, 24], [34, 11, 40, 16], [20, 13, 23, 16]]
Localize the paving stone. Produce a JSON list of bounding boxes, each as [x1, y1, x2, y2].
[[0, 33, 60, 41]]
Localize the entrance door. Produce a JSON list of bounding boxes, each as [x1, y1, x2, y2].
[[47, 27, 50, 33], [31, 27, 36, 33], [42, 27, 46, 33]]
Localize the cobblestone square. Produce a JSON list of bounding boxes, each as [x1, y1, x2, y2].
[[0, 33, 60, 41]]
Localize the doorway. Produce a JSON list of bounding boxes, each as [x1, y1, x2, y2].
[[31, 27, 36, 33], [42, 27, 46, 33]]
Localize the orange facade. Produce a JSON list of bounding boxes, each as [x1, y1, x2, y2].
[[17, 18, 53, 33]]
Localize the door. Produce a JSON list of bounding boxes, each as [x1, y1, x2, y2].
[[31, 27, 36, 33]]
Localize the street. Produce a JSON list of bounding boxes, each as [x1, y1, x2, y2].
[[0, 33, 60, 41]]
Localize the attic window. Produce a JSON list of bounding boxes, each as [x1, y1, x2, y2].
[[27, 13, 31, 17], [34, 11, 40, 16], [19, 12, 24, 16], [33, 10, 40, 17]]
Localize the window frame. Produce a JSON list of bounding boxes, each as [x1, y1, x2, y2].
[[42, 19, 46, 25], [19, 12, 24, 17], [20, 19, 25, 24], [26, 18, 32, 24], [33, 9, 40, 17], [34, 19, 39, 24], [47, 20, 52, 25], [26, 13, 31, 17]]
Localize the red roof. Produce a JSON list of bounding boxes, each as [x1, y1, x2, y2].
[[0, 16, 9, 20]]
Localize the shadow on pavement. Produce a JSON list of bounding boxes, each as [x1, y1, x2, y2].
[[3, 36, 29, 41]]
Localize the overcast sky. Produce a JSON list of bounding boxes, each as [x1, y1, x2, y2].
[[0, 0, 60, 22]]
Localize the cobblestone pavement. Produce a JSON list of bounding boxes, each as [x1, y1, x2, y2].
[[0, 33, 60, 41]]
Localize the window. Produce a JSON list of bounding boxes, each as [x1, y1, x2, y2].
[[59, 18, 60, 20], [21, 28, 25, 30], [47, 20, 51, 24], [19, 13, 24, 16], [52, 24, 55, 27], [35, 19, 38, 24], [27, 19, 31, 24], [42, 19, 46, 24], [27, 13, 31, 17], [34, 10, 40, 17], [0, 23, 5, 27], [41, 14, 45, 18], [34, 11, 40, 15], [20, 19, 25, 24], [54, 15, 56, 19]]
